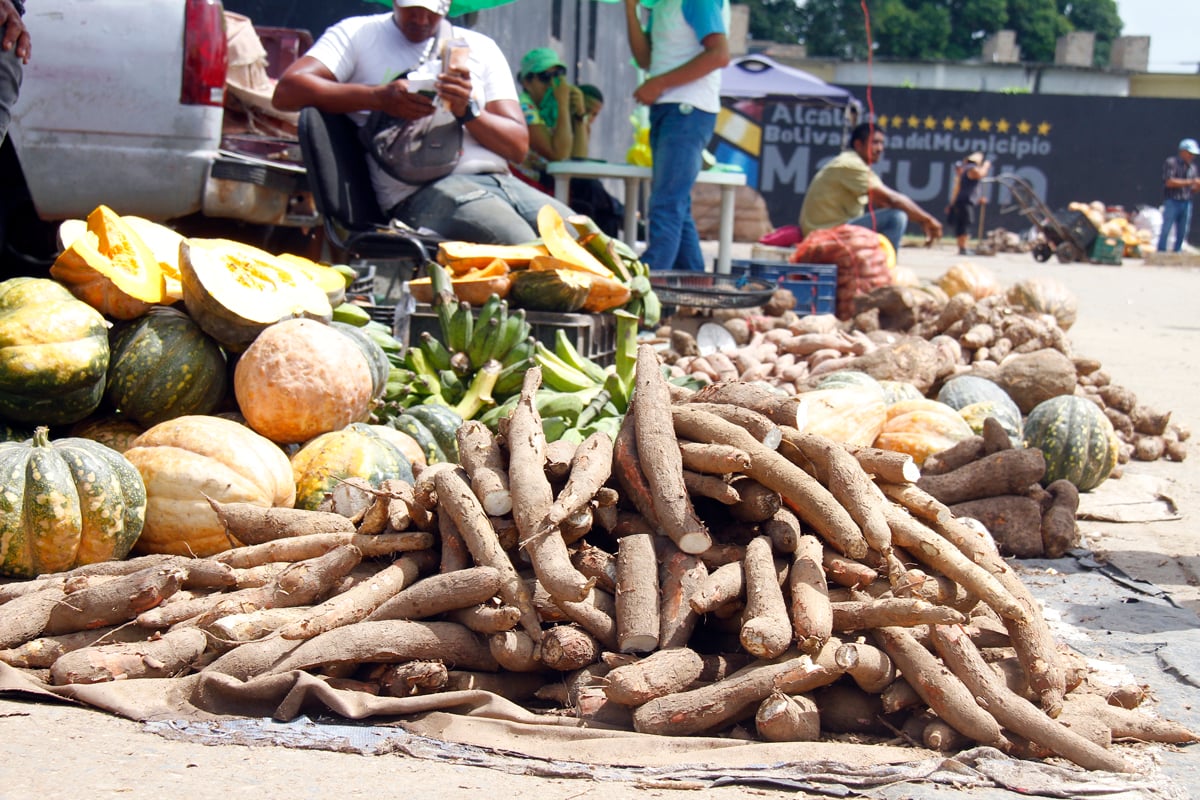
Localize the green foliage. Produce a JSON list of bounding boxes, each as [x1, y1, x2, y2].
[[737, 0, 1124, 66]]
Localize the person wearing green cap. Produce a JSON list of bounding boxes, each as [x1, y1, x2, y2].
[[512, 48, 623, 237], [273, 0, 575, 244], [624, 0, 730, 272]]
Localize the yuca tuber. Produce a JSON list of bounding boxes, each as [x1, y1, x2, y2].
[[657, 545, 707, 649], [634, 345, 711, 554], [542, 431, 613, 533], [205, 496, 355, 545], [271, 620, 498, 674], [489, 629, 542, 672], [212, 531, 432, 569], [1040, 479, 1080, 558], [682, 470, 740, 504], [433, 466, 540, 641], [782, 429, 892, 555], [0, 588, 65, 648], [44, 566, 186, 635], [457, 420, 512, 516], [278, 556, 426, 639], [740, 536, 792, 659], [680, 402, 784, 450], [612, 400, 663, 531], [49, 627, 209, 685], [831, 597, 967, 631], [841, 443, 920, 484], [930, 624, 1128, 772], [509, 369, 593, 602], [677, 441, 751, 474], [603, 647, 707, 706], [448, 602, 521, 634], [727, 477, 782, 523], [378, 660, 449, 696], [755, 690, 821, 742], [671, 406, 867, 559], [632, 643, 843, 736], [814, 683, 893, 735], [366, 566, 503, 622], [689, 560, 745, 614], [788, 534, 832, 653], [438, 504, 472, 573], [571, 543, 617, 593], [882, 503, 1026, 622], [615, 533, 660, 653], [949, 495, 1045, 558], [205, 607, 312, 644], [0, 624, 148, 668], [762, 507, 802, 554], [873, 625, 1011, 749], [540, 624, 601, 671], [834, 640, 895, 694], [821, 548, 878, 589], [916, 447, 1045, 506], [690, 381, 805, 429]]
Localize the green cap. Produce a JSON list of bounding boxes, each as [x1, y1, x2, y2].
[[519, 47, 567, 78]]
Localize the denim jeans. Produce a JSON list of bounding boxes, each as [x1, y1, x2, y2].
[[1158, 198, 1193, 252], [847, 208, 907, 253], [0, 23, 22, 144], [641, 103, 716, 273], [393, 172, 574, 244]]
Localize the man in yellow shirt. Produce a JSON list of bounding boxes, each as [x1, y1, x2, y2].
[[800, 122, 942, 253]]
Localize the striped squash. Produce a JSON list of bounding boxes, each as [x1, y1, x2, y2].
[[291, 423, 415, 510], [1023, 395, 1119, 491]]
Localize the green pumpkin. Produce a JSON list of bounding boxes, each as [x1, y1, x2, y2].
[[291, 422, 415, 510], [509, 269, 590, 313], [106, 306, 228, 427], [1023, 395, 1119, 492], [0, 277, 110, 425], [878, 380, 924, 406], [402, 403, 463, 463], [939, 375, 1022, 442], [0, 427, 146, 578], [815, 370, 883, 393], [332, 321, 389, 401]]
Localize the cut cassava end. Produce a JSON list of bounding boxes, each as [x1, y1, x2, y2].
[[457, 420, 512, 517], [615, 532, 660, 653], [740, 536, 792, 659]]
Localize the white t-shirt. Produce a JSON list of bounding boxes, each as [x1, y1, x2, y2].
[[305, 13, 519, 209]]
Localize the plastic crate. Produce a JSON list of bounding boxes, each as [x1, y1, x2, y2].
[[394, 303, 617, 367], [1090, 235, 1123, 266], [729, 259, 837, 316]]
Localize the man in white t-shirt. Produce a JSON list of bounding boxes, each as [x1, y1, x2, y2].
[[274, 0, 574, 243]]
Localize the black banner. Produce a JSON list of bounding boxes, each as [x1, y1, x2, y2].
[[713, 87, 1200, 245]]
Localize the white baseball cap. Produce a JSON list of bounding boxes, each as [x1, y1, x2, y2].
[[394, 0, 449, 13], [1180, 138, 1200, 155]]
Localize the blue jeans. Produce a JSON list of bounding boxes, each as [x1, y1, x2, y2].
[[642, 104, 716, 273], [1158, 198, 1193, 252], [393, 172, 574, 244], [848, 208, 907, 253]]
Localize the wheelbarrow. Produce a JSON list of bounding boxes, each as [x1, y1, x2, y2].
[[983, 174, 1098, 263]]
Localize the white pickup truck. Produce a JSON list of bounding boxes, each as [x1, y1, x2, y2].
[[3, 0, 315, 270]]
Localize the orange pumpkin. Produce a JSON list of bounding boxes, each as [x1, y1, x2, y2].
[[50, 205, 166, 319], [796, 384, 888, 446], [233, 318, 375, 444], [872, 398, 975, 466], [123, 415, 295, 556]]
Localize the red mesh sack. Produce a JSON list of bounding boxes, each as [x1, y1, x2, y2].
[[790, 224, 892, 319]]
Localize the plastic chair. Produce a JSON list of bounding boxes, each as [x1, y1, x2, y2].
[[297, 106, 443, 275]]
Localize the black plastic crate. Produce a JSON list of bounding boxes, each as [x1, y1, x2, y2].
[[391, 302, 617, 367], [729, 259, 838, 316]]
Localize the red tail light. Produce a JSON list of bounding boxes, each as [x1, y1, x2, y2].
[[181, 0, 227, 105]]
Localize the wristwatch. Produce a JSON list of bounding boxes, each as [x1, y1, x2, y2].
[[456, 97, 481, 123]]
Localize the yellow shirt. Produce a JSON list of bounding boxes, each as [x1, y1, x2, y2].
[[799, 150, 882, 234]]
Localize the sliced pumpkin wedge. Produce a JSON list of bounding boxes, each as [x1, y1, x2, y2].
[[122, 216, 186, 303], [50, 205, 166, 319], [436, 240, 548, 273], [535, 205, 616, 279], [179, 237, 332, 352]]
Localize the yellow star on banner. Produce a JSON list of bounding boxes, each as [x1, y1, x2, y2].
[[1037, 121, 1052, 136], [978, 118, 993, 132], [942, 116, 957, 130], [908, 115, 920, 128], [959, 117, 973, 131], [996, 118, 1011, 133], [1017, 120, 1032, 134], [889, 115, 903, 129], [924, 116, 938, 129]]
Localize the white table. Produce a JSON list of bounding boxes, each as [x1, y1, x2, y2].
[[545, 161, 747, 274]]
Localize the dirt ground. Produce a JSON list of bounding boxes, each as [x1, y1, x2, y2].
[[2, 241, 1199, 799]]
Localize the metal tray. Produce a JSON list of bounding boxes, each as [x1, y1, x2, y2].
[[648, 271, 776, 309]]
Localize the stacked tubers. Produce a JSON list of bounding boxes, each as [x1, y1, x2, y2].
[[0, 347, 1193, 774]]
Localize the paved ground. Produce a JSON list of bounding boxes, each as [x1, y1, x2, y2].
[[2, 240, 1199, 799]]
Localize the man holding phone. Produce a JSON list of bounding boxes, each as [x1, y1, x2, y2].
[[274, 0, 574, 243]]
